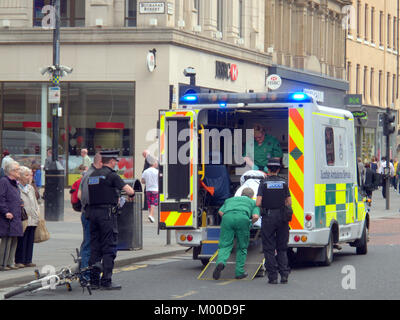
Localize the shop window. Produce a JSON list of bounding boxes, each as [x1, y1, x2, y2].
[[33, 0, 85, 27], [325, 127, 335, 166], [125, 0, 137, 27], [68, 82, 135, 185]]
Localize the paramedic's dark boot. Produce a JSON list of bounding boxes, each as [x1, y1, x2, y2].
[[213, 263, 224, 280], [280, 275, 288, 284], [235, 272, 248, 280]]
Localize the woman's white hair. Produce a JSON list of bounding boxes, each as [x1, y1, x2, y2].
[[4, 160, 19, 176], [19, 166, 32, 176]]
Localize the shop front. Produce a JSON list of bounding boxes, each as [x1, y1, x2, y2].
[[0, 82, 135, 185]]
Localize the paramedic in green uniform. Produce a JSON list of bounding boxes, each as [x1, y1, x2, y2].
[[243, 124, 283, 172], [212, 188, 260, 280]]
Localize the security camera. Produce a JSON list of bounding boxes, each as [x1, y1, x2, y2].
[[183, 67, 196, 77], [60, 65, 73, 74], [40, 66, 56, 75]]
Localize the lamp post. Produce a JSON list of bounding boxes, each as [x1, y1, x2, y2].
[[41, 0, 72, 221]]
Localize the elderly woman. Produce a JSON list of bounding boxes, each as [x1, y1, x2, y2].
[[15, 166, 40, 268], [0, 160, 23, 271]]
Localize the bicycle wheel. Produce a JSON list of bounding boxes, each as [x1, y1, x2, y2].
[[3, 282, 43, 299]]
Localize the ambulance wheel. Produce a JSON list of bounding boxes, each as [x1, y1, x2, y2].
[[321, 231, 334, 266], [356, 223, 368, 255]]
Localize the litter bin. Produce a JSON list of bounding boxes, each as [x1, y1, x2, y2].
[[117, 179, 143, 250], [44, 161, 64, 221]]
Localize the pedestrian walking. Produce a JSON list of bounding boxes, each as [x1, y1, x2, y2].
[[141, 158, 159, 223], [256, 157, 292, 284], [15, 166, 40, 268], [81, 148, 92, 169], [212, 188, 260, 280], [77, 153, 102, 283], [378, 157, 394, 198], [370, 157, 378, 173], [357, 157, 365, 189], [0, 161, 23, 271], [86, 150, 135, 290], [363, 163, 376, 201], [142, 149, 156, 211]]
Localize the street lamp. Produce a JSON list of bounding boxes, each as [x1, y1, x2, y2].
[[40, 0, 73, 221]]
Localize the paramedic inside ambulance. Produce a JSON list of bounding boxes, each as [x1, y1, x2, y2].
[[243, 124, 283, 173]]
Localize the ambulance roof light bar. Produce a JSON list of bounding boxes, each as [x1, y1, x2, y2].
[[179, 92, 313, 105]]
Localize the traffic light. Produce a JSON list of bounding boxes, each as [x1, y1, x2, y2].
[[383, 110, 396, 136]]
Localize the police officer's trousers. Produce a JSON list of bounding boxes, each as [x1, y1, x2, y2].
[[216, 212, 251, 277], [261, 209, 290, 281], [87, 206, 118, 286]]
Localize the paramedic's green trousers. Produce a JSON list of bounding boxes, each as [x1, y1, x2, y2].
[[216, 212, 251, 277]]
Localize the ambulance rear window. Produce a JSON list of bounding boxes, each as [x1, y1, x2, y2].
[[325, 127, 335, 166]]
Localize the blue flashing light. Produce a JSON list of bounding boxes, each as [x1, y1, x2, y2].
[[219, 102, 227, 108], [291, 93, 308, 101], [182, 94, 198, 102]]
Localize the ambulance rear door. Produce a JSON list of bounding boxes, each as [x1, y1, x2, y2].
[[158, 110, 198, 230]]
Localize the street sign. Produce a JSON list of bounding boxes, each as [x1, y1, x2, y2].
[[266, 74, 282, 90], [48, 86, 61, 104], [345, 94, 362, 106], [351, 110, 368, 119]]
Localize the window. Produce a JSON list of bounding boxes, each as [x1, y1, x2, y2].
[[388, 15, 392, 48], [378, 70, 382, 105], [387, 72, 391, 106], [364, 4, 368, 40], [379, 11, 383, 46], [347, 62, 351, 90], [363, 66, 368, 100], [356, 64, 360, 94], [238, 0, 243, 38], [394, 17, 397, 51], [325, 127, 335, 166], [125, 0, 137, 27], [217, 0, 223, 32], [371, 7, 375, 43], [194, 0, 200, 26], [33, 0, 85, 27], [370, 68, 374, 103], [357, 1, 361, 38], [393, 74, 396, 104]]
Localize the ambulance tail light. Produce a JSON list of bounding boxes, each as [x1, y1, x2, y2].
[[187, 235, 193, 242], [294, 235, 300, 242], [305, 214, 312, 221], [180, 235, 187, 242]]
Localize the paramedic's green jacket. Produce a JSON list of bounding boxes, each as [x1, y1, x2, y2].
[[216, 196, 260, 277]]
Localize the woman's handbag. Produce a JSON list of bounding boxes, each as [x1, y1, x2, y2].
[[34, 219, 50, 243], [21, 207, 28, 221]]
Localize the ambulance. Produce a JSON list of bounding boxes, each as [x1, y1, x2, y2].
[[158, 92, 369, 266]]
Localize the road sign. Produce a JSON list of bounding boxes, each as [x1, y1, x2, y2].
[[48, 86, 61, 104], [351, 110, 368, 119]]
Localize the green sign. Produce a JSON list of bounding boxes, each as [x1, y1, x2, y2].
[[345, 94, 362, 106], [351, 110, 368, 119]]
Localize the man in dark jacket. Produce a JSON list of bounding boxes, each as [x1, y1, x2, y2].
[[363, 162, 376, 200], [0, 160, 23, 271]]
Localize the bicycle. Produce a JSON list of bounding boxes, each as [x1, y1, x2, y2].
[[3, 248, 102, 299]]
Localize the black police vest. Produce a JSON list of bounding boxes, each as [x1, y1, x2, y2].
[[260, 176, 287, 210], [87, 167, 119, 206]]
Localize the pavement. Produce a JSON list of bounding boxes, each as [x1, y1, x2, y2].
[[0, 189, 186, 289], [0, 185, 399, 289]]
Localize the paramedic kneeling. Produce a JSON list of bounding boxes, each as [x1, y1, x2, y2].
[[256, 157, 292, 284], [212, 188, 260, 280]]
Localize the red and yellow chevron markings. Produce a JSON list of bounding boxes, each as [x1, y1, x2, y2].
[[288, 108, 304, 230], [160, 211, 193, 227]]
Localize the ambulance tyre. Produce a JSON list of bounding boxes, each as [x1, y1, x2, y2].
[[321, 231, 334, 266], [356, 223, 368, 255]]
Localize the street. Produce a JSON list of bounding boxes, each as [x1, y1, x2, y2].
[[2, 190, 400, 301]]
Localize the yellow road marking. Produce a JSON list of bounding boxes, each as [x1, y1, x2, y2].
[[172, 290, 198, 299], [113, 264, 148, 274]]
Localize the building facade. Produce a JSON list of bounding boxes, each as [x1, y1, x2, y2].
[[264, 0, 351, 109], [0, 0, 270, 184], [0, 0, 353, 185], [345, 0, 400, 161]]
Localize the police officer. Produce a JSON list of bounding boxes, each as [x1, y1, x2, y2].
[[256, 157, 292, 284], [87, 150, 135, 290]]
